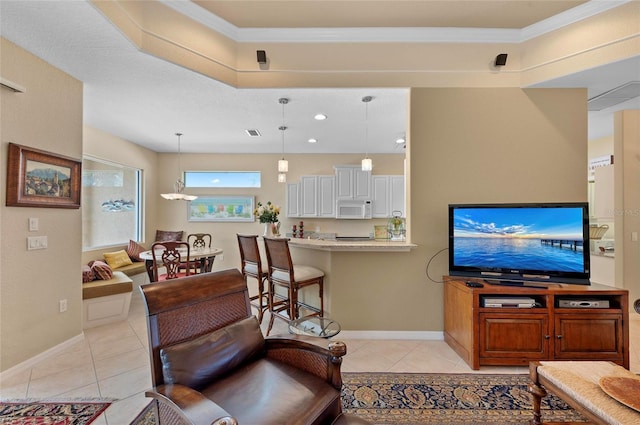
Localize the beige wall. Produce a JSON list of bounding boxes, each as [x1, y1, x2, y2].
[[1, 38, 83, 370], [614, 110, 640, 305]]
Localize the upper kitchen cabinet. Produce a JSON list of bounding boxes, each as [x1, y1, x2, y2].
[[372, 175, 405, 218], [287, 176, 335, 218], [286, 182, 300, 217], [335, 165, 371, 200], [301, 175, 335, 217]]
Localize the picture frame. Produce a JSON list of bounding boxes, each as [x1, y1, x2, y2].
[[188, 195, 255, 222], [6, 143, 82, 209], [374, 225, 390, 240]]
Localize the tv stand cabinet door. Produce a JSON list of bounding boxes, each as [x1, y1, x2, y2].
[[479, 313, 550, 365], [553, 313, 624, 364]]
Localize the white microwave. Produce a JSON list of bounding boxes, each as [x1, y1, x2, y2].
[[336, 199, 372, 219]]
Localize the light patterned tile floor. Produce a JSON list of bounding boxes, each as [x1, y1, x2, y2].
[[1, 285, 638, 424]]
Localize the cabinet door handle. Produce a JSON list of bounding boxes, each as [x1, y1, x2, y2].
[[544, 335, 550, 339], [556, 335, 563, 339]]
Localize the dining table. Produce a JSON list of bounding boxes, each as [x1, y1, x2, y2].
[[139, 246, 224, 282]]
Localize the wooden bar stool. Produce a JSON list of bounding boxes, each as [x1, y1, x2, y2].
[[236, 234, 270, 323], [263, 236, 324, 335]]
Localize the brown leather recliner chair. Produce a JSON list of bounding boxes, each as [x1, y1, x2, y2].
[[140, 268, 350, 425]]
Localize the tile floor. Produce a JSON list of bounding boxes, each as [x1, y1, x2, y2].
[[1, 284, 638, 424]]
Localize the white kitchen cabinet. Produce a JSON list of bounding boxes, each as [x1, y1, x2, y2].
[[286, 182, 300, 217], [372, 175, 405, 218], [299, 175, 335, 217], [317, 175, 336, 217], [335, 166, 371, 200], [390, 175, 405, 216]]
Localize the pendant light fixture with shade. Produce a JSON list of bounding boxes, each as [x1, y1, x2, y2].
[[277, 97, 289, 183], [160, 132, 198, 201], [361, 96, 373, 171]]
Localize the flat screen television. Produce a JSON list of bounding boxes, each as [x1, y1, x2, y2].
[[448, 202, 591, 285]]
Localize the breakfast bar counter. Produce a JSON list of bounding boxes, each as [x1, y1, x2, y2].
[[283, 237, 419, 332], [287, 237, 417, 252]]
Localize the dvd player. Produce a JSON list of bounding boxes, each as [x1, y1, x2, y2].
[[557, 299, 610, 308], [482, 297, 536, 308]]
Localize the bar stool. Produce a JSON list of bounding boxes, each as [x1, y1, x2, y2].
[[263, 236, 324, 335], [237, 234, 270, 323]]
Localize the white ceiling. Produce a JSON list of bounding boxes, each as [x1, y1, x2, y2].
[[1, 1, 638, 154]]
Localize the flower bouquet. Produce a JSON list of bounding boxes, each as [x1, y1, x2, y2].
[[255, 201, 281, 236]]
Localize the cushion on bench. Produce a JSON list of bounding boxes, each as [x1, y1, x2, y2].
[[113, 261, 147, 277], [82, 271, 133, 299]]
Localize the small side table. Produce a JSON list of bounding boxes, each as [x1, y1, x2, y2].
[[289, 316, 341, 338]]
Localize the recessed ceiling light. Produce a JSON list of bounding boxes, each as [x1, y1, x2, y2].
[[395, 137, 406, 144], [314, 114, 327, 120], [308, 138, 318, 143]]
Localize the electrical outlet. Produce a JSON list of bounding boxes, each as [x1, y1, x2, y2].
[[59, 299, 67, 313]]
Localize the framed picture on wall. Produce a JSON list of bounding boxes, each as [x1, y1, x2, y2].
[[6, 143, 82, 209], [188, 196, 255, 222]]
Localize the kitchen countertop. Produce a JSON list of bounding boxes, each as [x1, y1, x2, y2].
[[287, 237, 417, 252]]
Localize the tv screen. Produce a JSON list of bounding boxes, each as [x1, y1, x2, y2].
[[448, 203, 590, 285]]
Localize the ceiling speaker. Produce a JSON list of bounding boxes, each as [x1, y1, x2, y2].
[[257, 50, 267, 64], [495, 53, 508, 67]]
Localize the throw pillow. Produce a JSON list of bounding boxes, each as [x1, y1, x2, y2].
[[125, 240, 147, 262], [160, 316, 265, 390], [103, 250, 133, 269], [82, 265, 95, 283], [89, 260, 113, 280], [155, 230, 183, 242]]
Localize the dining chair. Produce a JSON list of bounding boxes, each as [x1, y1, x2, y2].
[[150, 241, 191, 282], [263, 236, 325, 335], [187, 232, 212, 249], [185, 233, 213, 273], [236, 234, 272, 323]]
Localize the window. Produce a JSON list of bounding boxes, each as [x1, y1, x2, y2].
[[82, 157, 142, 249], [184, 171, 261, 188]]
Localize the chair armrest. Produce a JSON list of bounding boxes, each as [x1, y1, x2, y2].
[[147, 384, 238, 425], [264, 335, 347, 390]]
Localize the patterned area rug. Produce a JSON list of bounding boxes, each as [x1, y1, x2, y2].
[[130, 372, 585, 425], [342, 372, 586, 424], [0, 399, 111, 425]]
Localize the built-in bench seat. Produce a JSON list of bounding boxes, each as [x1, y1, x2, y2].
[[82, 271, 133, 329]]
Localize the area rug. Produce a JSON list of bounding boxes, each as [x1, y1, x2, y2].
[[0, 399, 111, 425], [130, 372, 586, 425], [341, 372, 586, 424]]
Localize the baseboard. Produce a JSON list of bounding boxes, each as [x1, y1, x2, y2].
[[338, 330, 444, 340], [0, 333, 85, 380]]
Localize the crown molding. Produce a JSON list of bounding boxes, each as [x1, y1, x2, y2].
[[161, 0, 630, 44]]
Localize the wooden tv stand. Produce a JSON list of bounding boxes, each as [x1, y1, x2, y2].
[[443, 276, 629, 370]]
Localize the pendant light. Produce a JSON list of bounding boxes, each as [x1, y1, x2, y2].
[[161, 132, 197, 201], [361, 96, 373, 171], [277, 97, 289, 182]]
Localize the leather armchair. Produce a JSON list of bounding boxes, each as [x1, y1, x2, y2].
[[140, 269, 348, 425]]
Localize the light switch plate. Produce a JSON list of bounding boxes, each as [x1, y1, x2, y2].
[[29, 217, 39, 231], [27, 236, 48, 250]]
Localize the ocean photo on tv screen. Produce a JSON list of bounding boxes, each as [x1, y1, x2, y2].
[[452, 207, 585, 273]]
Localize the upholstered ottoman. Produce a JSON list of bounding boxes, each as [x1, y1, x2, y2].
[[529, 360, 640, 425]]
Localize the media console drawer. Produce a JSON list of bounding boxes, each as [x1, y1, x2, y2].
[[443, 276, 629, 370]]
